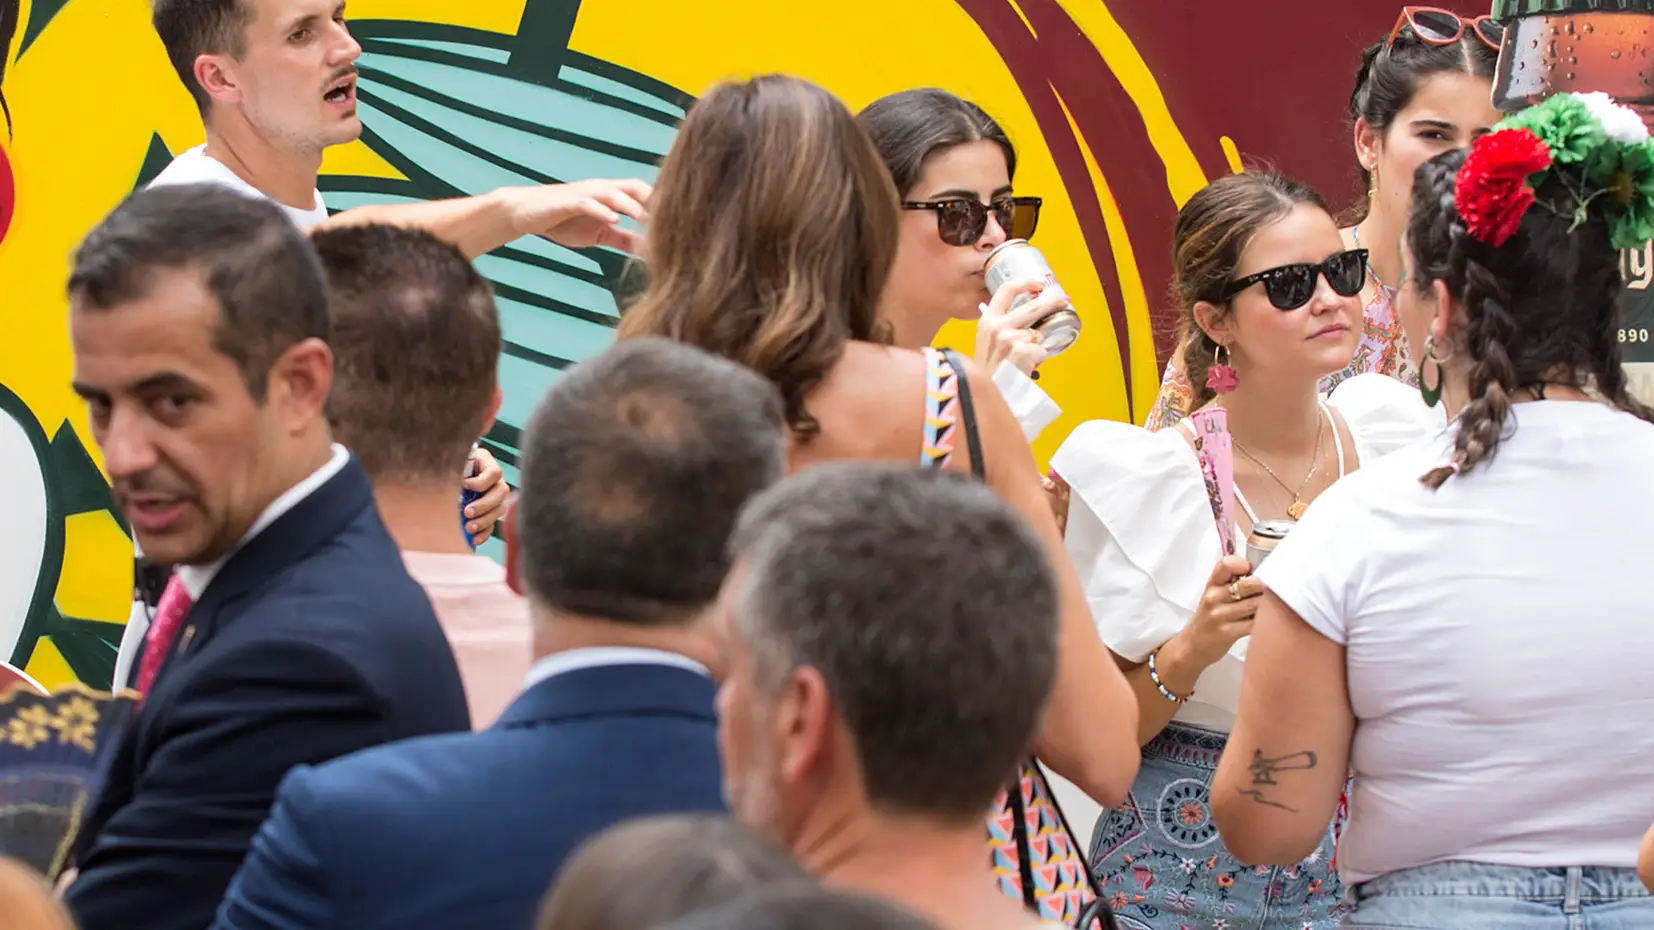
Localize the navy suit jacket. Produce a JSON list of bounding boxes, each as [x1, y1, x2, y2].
[[66, 458, 471, 930], [209, 661, 725, 930]]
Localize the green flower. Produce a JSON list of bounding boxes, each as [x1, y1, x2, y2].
[[1607, 139, 1654, 250], [1499, 94, 1605, 167]]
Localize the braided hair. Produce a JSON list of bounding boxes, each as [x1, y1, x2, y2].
[[1405, 149, 1654, 489]]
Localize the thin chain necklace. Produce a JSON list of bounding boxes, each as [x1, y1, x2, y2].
[[1232, 409, 1325, 520], [1351, 224, 1393, 293]]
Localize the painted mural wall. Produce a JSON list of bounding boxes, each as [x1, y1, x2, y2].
[[0, 0, 1454, 692]]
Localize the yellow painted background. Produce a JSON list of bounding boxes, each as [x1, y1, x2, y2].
[[3, 0, 1390, 690]]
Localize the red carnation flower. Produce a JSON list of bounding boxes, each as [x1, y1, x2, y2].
[[1454, 128, 1553, 247]]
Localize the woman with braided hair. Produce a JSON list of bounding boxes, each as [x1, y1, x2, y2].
[[1210, 92, 1654, 929]]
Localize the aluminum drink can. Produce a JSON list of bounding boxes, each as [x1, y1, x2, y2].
[[983, 239, 1082, 357], [1245, 520, 1294, 571]]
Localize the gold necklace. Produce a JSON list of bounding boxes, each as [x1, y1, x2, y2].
[[1232, 410, 1324, 520]]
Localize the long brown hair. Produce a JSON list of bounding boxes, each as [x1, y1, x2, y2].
[[1172, 170, 1331, 409], [615, 74, 900, 439]]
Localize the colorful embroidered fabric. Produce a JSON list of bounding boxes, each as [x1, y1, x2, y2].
[[1142, 288, 1416, 432], [917, 346, 1101, 926]]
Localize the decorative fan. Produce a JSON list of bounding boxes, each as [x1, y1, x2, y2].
[[0, 683, 136, 880]]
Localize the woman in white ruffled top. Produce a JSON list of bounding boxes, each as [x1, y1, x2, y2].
[[1049, 170, 1442, 929]]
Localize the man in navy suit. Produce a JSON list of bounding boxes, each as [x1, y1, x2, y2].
[[210, 335, 788, 930], [62, 183, 471, 930]]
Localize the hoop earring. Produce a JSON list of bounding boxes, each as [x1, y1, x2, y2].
[[1419, 334, 1453, 408], [1207, 344, 1238, 395]]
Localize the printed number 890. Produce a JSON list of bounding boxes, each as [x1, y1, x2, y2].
[[1620, 329, 1652, 343]]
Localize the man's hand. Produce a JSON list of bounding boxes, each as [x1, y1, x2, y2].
[[464, 448, 510, 546], [503, 178, 651, 253]]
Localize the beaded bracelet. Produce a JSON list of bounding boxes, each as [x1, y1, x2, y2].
[[1147, 648, 1190, 704]]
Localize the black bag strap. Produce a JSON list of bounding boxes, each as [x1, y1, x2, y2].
[[939, 349, 986, 481], [939, 348, 1115, 929]]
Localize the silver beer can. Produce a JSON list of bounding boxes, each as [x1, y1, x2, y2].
[[1246, 520, 1294, 571], [983, 239, 1082, 357]]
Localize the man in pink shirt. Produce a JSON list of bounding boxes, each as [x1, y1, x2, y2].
[[311, 223, 529, 727]]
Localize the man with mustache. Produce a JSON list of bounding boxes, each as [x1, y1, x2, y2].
[[62, 183, 472, 930]]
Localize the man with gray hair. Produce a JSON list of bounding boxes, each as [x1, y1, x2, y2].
[[714, 464, 1063, 930], [211, 337, 789, 930]]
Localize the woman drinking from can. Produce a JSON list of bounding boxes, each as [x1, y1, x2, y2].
[[859, 88, 1070, 441], [1048, 170, 1442, 928]]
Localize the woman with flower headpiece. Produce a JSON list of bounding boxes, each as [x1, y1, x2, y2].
[[1210, 92, 1654, 929]]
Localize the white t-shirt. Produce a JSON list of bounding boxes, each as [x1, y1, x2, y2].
[[1256, 400, 1654, 884], [146, 145, 329, 228]]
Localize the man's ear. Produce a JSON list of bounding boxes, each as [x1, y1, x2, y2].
[[194, 52, 245, 107]]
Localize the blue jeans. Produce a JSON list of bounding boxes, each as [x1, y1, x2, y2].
[[1342, 861, 1654, 929], [1089, 722, 1345, 929]]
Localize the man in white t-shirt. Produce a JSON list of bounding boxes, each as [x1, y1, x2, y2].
[[143, 0, 648, 254]]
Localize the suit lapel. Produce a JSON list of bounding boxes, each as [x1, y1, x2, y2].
[[494, 663, 717, 729], [79, 458, 384, 856]]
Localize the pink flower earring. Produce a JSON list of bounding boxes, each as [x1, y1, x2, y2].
[[1207, 344, 1238, 394]]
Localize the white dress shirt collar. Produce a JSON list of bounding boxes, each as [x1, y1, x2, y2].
[[522, 646, 710, 692], [174, 443, 351, 601]]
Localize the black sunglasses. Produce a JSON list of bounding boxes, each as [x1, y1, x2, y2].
[[901, 196, 1042, 246], [1220, 249, 1368, 309]]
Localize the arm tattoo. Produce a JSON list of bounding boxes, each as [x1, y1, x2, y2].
[[1236, 748, 1318, 813], [1247, 749, 1318, 786], [1235, 789, 1297, 812]]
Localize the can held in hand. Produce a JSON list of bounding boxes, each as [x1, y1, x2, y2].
[[1246, 520, 1294, 571], [460, 443, 484, 550], [983, 239, 1082, 357]]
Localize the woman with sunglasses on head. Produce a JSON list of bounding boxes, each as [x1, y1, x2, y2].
[[615, 74, 1141, 873], [1048, 170, 1442, 929], [1143, 7, 1501, 431], [859, 89, 1063, 442], [1210, 93, 1654, 929]]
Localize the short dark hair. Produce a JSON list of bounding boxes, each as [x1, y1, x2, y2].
[[310, 224, 501, 485], [516, 337, 787, 626], [68, 183, 328, 400], [153, 0, 251, 114], [658, 886, 939, 930], [728, 464, 1058, 822], [858, 88, 1017, 197], [537, 815, 807, 930]]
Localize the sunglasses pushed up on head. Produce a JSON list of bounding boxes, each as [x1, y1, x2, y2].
[[901, 196, 1042, 246], [1388, 6, 1503, 51], [1221, 249, 1369, 310]]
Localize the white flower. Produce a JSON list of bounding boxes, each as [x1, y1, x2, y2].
[[1575, 91, 1649, 145]]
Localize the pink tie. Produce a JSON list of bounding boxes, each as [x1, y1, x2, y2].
[[135, 575, 193, 696]]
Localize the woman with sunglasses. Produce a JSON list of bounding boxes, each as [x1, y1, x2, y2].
[[1143, 7, 1501, 431], [1048, 170, 1442, 929], [1211, 94, 1654, 929], [859, 89, 1063, 441]]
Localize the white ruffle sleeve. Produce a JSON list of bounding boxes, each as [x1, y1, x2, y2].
[[1327, 372, 1449, 464], [1049, 421, 1225, 664]]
